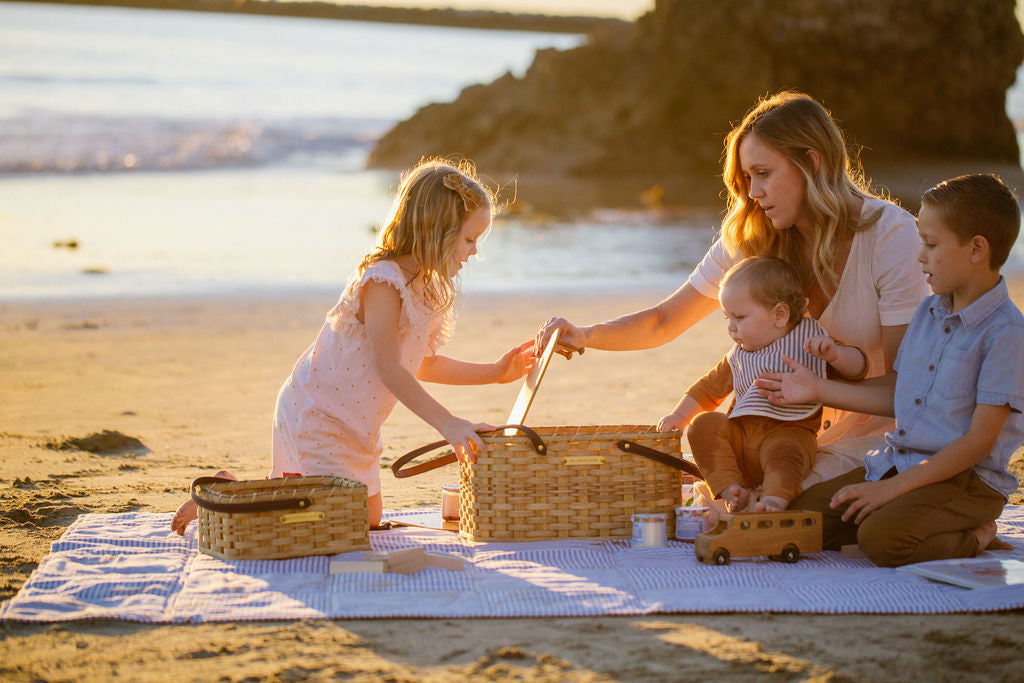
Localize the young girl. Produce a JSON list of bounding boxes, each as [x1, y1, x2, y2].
[[657, 256, 867, 512], [171, 158, 533, 533]]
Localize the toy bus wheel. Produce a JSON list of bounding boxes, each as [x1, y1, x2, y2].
[[712, 549, 730, 565], [780, 544, 800, 563]]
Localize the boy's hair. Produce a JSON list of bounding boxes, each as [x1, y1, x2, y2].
[[721, 255, 808, 329], [921, 174, 1020, 269], [721, 91, 882, 294], [360, 157, 494, 312]]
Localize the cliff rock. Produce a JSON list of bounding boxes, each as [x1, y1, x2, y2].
[[368, 0, 1024, 212]]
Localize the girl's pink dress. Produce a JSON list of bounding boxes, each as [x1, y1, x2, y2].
[[271, 260, 453, 496]]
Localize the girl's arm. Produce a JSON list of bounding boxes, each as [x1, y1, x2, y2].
[[362, 281, 489, 461], [416, 341, 534, 385], [831, 403, 1012, 523], [536, 282, 719, 353]]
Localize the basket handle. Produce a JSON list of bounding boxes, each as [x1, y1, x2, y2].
[[616, 440, 702, 477], [391, 424, 546, 479], [190, 476, 313, 513]]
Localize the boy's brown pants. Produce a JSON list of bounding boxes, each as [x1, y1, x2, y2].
[[789, 466, 1006, 567], [687, 411, 818, 503]]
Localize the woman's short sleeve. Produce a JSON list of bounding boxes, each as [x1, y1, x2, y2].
[[687, 238, 737, 299], [870, 205, 929, 327]]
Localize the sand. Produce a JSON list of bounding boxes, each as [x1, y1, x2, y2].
[[2, 281, 1023, 681]]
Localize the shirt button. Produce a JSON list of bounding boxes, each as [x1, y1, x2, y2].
[[898, 429, 906, 436], [944, 327, 951, 333], [822, 420, 831, 429], [914, 398, 922, 405], [762, 424, 769, 431], [928, 365, 935, 372], [898, 448, 907, 454]]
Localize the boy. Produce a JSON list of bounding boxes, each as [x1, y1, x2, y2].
[[658, 256, 866, 513], [759, 174, 1024, 567]]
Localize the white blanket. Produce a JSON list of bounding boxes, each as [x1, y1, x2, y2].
[[2, 507, 1023, 622]]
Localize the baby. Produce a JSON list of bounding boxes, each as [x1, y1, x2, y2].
[[658, 256, 866, 511]]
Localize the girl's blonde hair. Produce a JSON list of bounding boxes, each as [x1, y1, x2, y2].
[[721, 91, 881, 293], [720, 256, 807, 331], [360, 157, 493, 313]]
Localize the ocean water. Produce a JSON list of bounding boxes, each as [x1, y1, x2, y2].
[[0, 2, 1022, 301]]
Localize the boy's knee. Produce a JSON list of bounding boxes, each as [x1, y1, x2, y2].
[[856, 517, 914, 568]]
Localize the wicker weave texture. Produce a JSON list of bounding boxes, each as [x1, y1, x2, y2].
[[459, 425, 683, 542], [196, 476, 369, 560]]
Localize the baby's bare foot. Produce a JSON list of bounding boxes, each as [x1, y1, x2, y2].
[[170, 470, 237, 535], [971, 520, 1013, 551], [755, 495, 789, 512], [721, 484, 750, 513]]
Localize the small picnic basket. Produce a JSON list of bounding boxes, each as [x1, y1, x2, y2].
[[191, 475, 370, 560], [393, 424, 697, 542]]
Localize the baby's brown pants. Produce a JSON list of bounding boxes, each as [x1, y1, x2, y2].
[[687, 411, 818, 503]]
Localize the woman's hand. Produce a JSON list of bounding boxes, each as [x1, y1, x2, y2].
[[439, 416, 492, 463], [492, 340, 535, 383], [535, 317, 585, 358], [657, 413, 689, 433], [804, 335, 838, 363], [755, 355, 822, 405]]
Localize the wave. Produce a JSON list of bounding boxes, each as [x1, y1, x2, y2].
[[0, 114, 392, 174]]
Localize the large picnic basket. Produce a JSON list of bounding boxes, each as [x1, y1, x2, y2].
[[191, 475, 370, 560], [393, 424, 697, 542]]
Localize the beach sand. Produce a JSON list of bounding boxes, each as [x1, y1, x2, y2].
[[2, 281, 1023, 680]]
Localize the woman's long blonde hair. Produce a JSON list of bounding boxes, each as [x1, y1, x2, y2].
[[721, 91, 881, 293], [360, 157, 493, 313]]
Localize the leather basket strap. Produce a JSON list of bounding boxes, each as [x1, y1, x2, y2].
[[190, 476, 313, 513], [391, 424, 546, 479], [616, 440, 702, 477]]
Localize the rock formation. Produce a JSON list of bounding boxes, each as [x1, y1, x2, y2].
[[368, 0, 1024, 213]]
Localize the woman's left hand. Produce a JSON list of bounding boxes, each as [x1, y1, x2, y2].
[[493, 340, 536, 383]]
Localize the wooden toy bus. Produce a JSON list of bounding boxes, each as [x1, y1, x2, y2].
[[694, 510, 823, 565]]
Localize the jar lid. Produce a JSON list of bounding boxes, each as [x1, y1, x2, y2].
[[441, 484, 460, 492]]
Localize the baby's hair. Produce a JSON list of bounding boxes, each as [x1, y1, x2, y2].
[[361, 157, 494, 312], [721, 255, 808, 329], [921, 174, 1021, 270]]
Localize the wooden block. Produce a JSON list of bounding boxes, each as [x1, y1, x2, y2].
[[841, 544, 866, 559], [387, 554, 428, 574], [363, 551, 389, 561], [330, 560, 386, 574], [385, 546, 426, 564], [426, 553, 464, 571]]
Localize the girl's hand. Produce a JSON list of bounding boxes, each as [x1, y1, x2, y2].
[[755, 355, 822, 405], [831, 478, 901, 524], [440, 416, 492, 463], [493, 340, 535, 384], [657, 413, 689, 433], [804, 335, 838, 363], [535, 317, 585, 358]]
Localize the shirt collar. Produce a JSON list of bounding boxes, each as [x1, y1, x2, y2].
[[928, 277, 1009, 328]]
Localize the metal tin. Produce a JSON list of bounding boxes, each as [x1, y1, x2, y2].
[[441, 484, 460, 521], [631, 513, 666, 547], [675, 506, 711, 541]]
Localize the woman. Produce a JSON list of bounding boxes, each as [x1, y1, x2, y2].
[[537, 91, 928, 483]]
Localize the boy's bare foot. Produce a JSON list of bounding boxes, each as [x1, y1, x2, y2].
[[721, 484, 750, 513], [171, 470, 237, 535], [971, 520, 1013, 551], [754, 495, 789, 512]]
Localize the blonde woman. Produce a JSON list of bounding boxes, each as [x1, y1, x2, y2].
[[172, 158, 534, 532], [538, 92, 927, 483]]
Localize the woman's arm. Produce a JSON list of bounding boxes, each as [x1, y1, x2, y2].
[[537, 282, 719, 353], [362, 281, 489, 461]]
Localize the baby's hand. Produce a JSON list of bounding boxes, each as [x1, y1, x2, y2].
[[657, 413, 689, 433], [804, 335, 837, 362], [493, 340, 535, 384]]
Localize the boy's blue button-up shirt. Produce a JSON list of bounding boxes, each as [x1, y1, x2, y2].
[[864, 277, 1024, 497]]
